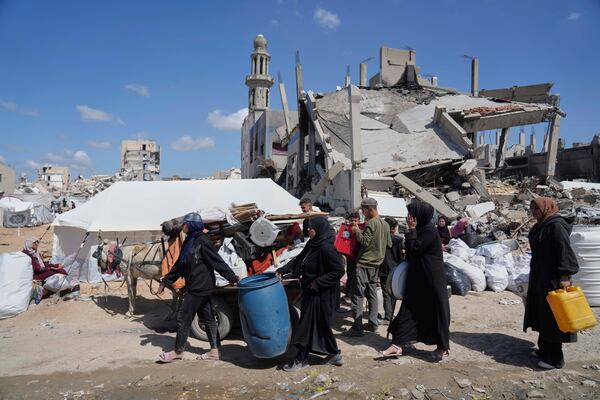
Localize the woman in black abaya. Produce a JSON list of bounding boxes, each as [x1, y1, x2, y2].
[[380, 200, 451, 359], [276, 216, 345, 372]]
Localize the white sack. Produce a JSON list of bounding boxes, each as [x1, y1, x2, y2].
[[469, 255, 487, 271], [443, 253, 486, 291], [476, 243, 511, 259], [215, 238, 248, 286], [507, 253, 531, 292], [448, 239, 475, 261], [43, 274, 79, 292], [0, 252, 33, 319], [485, 263, 509, 292]]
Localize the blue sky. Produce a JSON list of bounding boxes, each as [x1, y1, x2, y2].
[[1, 0, 599, 179]]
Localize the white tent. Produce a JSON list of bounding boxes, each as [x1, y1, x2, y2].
[[52, 179, 304, 282], [0, 196, 55, 227]]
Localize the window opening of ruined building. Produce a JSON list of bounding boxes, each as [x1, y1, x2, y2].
[[142, 144, 146, 151], [260, 57, 264, 74], [0, 174, 2, 182], [266, 89, 269, 107], [143, 163, 148, 171]]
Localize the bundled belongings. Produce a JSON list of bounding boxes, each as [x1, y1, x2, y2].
[[444, 264, 472, 296], [0, 252, 33, 319]]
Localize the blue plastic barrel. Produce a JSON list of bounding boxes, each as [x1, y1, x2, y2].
[[238, 272, 291, 358]]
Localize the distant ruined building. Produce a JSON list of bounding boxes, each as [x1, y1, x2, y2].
[[120, 139, 161, 181]]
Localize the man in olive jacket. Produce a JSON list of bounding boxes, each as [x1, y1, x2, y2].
[[344, 198, 392, 337]]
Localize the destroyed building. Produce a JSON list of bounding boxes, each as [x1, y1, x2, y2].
[[38, 165, 70, 191], [120, 139, 160, 181], [0, 161, 16, 195], [264, 46, 564, 216], [241, 35, 298, 181]]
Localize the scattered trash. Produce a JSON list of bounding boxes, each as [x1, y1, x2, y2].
[[308, 390, 331, 399], [498, 298, 522, 305], [38, 319, 55, 329], [582, 364, 600, 371]]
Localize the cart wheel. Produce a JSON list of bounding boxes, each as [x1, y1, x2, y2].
[[191, 297, 233, 341]]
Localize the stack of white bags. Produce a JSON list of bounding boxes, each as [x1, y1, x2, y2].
[[445, 239, 530, 294]]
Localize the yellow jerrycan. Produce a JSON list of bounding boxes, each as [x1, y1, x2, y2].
[[546, 286, 597, 333]]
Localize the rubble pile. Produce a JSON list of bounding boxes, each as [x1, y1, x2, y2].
[[69, 175, 116, 196], [390, 160, 600, 296]]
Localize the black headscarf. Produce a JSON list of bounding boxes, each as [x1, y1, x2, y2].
[[407, 200, 435, 229], [306, 216, 335, 248]]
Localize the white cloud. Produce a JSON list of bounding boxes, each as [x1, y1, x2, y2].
[[271, 19, 280, 26], [125, 83, 150, 97], [0, 99, 39, 117], [87, 140, 111, 149], [171, 136, 215, 152], [25, 160, 42, 170], [0, 155, 6, 163], [41, 149, 93, 170], [76, 105, 126, 126], [0, 100, 18, 111], [314, 8, 341, 29], [567, 12, 582, 21], [207, 108, 247, 131]]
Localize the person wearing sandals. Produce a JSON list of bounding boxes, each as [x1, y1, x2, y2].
[[381, 200, 451, 360], [276, 216, 345, 372], [157, 212, 239, 363], [525, 197, 579, 370]]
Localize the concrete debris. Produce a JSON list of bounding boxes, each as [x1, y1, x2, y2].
[[453, 377, 472, 388], [458, 159, 478, 177], [465, 201, 495, 218]]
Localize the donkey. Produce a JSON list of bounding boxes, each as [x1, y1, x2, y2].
[[93, 216, 186, 317], [93, 240, 164, 316]]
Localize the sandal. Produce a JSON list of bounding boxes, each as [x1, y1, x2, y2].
[[377, 344, 403, 358], [196, 352, 220, 361], [158, 351, 182, 363], [432, 349, 449, 360]]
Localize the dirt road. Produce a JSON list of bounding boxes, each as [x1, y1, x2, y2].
[[1, 225, 599, 399]]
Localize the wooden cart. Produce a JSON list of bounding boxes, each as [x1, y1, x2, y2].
[[191, 278, 302, 341]]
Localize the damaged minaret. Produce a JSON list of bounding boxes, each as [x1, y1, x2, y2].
[[246, 34, 273, 117]]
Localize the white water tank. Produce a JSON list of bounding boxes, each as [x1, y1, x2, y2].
[[570, 226, 600, 307]]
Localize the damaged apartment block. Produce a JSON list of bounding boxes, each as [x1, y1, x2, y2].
[[241, 37, 590, 217]]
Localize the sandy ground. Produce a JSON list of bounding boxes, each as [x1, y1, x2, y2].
[[1, 225, 600, 399]]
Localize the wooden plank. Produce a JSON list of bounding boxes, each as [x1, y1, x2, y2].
[[393, 172, 458, 219]]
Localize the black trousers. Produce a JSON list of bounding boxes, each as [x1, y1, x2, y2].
[[175, 293, 220, 353], [380, 274, 396, 320], [538, 335, 564, 367]]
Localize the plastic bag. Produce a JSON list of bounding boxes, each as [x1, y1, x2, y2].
[[0, 252, 33, 319], [507, 254, 531, 292], [485, 263, 509, 292], [444, 264, 471, 296], [43, 274, 79, 292], [469, 255, 487, 271], [443, 253, 486, 291], [461, 233, 492, 248], [476, 243, 511, 259], [448, 239, 474, 261]]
